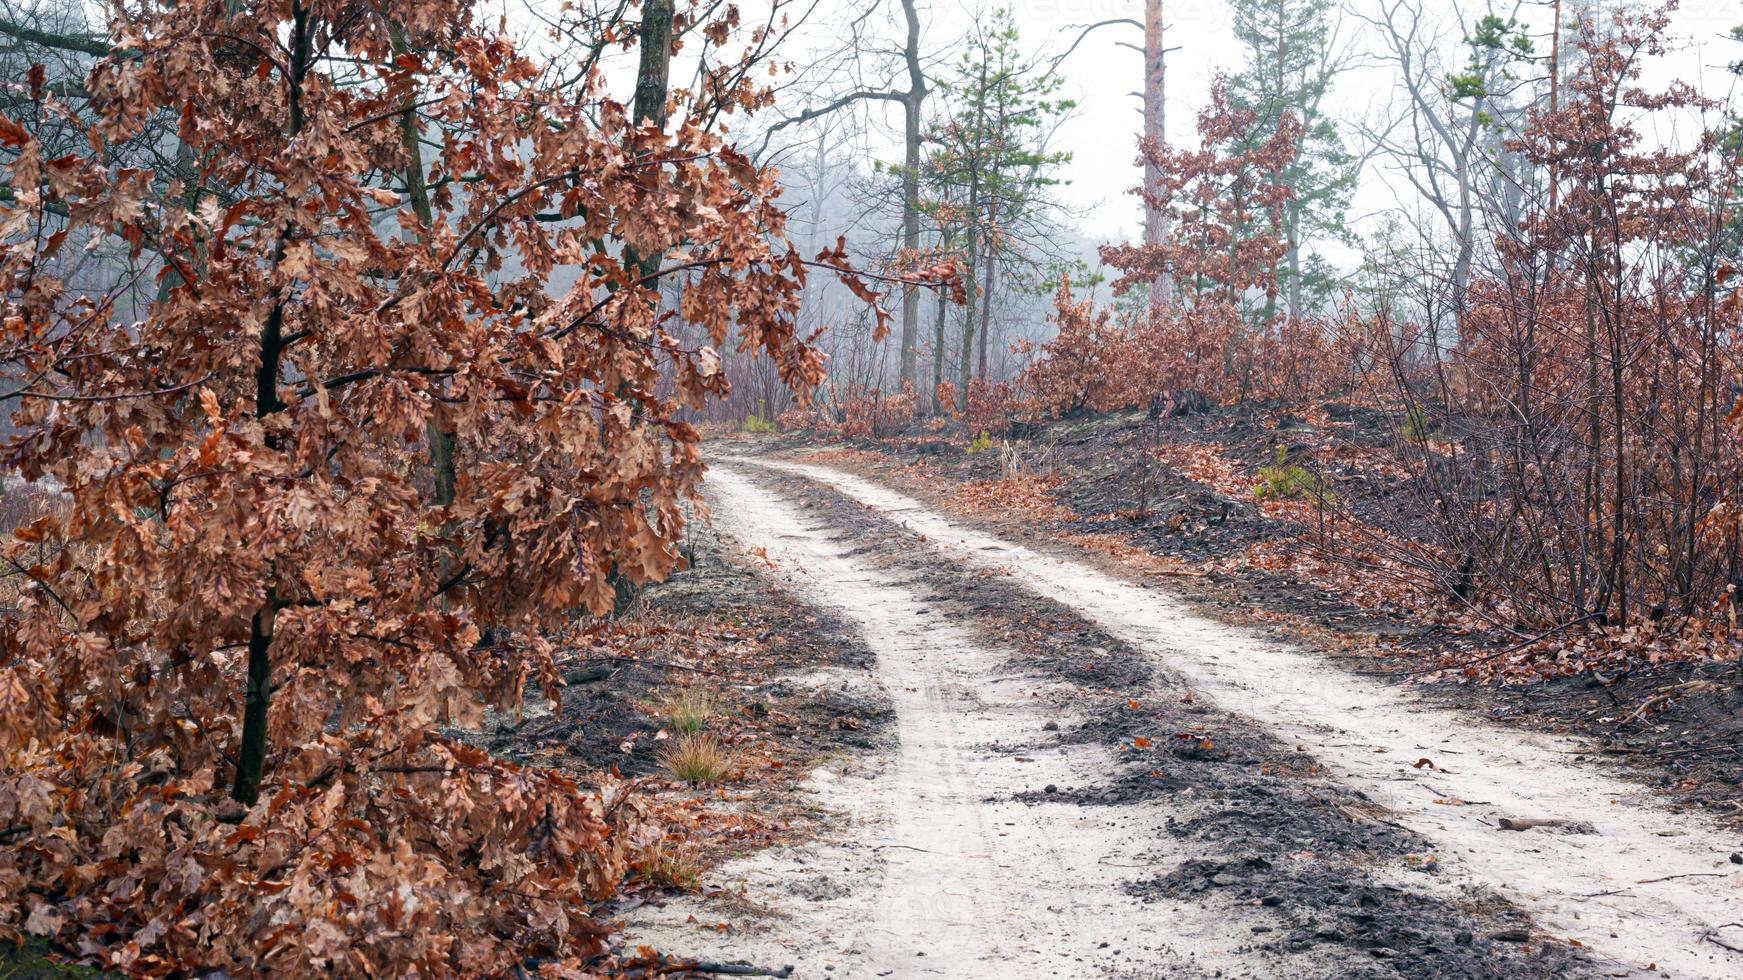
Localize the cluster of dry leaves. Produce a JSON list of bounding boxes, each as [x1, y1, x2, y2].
[[950, 476, 1074, 522], [0, 0, 917, 974]]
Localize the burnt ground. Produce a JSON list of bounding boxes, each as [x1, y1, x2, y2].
[[468, 515, 888, 782], [755, 467, 1592, 980], [454, 513, 893, 926], [759, 405, 1743, 830]]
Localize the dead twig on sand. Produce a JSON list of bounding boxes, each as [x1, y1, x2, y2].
[[1635, 872, 1729, 885], [1705, 923, 1743, 954], [1576, 872, 1730, 900], [1496, 817, 1595, 833], [612, 955, 796, 978]]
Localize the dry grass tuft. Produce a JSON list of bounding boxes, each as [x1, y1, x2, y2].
[[659, 732, 735, 784], [658, 687, 716, 734], [633, 837, 705, 891]]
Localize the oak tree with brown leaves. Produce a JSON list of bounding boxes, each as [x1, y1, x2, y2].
[[0, 0, 913, 973]]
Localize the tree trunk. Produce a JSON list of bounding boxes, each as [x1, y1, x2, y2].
[[634, 0, 674, 129], [1452, 114, 1477, 310], [976, 250, 995, 380], [958, 231, 977, 410], [611, 0, 675, 615], [957, 61, 987, 413], [1286, 221, 1301, 321], [1143, 0, 1170, 307], [932, 281, 948, 412], [898, 0, 925, 385], [231, 610, 273, 804], [1547, 0, 1561, 213], [390, 22, 455, 511], [234, 0, 311, 805]]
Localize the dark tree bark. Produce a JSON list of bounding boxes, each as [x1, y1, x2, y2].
[[897, 0, 926, 385], [234, 0, 313, 805], [752, 0, 928, 385], [634, 0, 675, 129]]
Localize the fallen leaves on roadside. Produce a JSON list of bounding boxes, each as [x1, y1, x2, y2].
[[953, 475, 1074, 521]]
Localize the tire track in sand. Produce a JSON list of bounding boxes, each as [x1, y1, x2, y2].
[[733, 456, 1743, 979], [625, 464, 1306, 978]]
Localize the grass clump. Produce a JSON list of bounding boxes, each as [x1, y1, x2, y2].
[[742, 414, 776, 433], [659, 733, 735, 784], [633, 838, 705, 892], [966, 430, 994, 454], [1254, 444, 1334, 507], [658, 687, 715, 734]]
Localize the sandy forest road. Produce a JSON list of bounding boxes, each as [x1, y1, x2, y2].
[[631, 464, 1268, 978], [628, 455, 1743, 979]]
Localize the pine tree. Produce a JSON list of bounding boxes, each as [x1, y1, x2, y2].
[[1225, 0, 1355, 320], [923, 8, 1072, 405]]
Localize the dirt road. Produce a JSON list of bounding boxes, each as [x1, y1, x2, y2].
[[625, 456, 1743, 979]]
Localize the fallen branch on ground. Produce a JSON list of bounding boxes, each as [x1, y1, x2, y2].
[[615, 955, 796, 978], [1705, 923, 1743, 954], [1498, 817, 1588, 831]]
